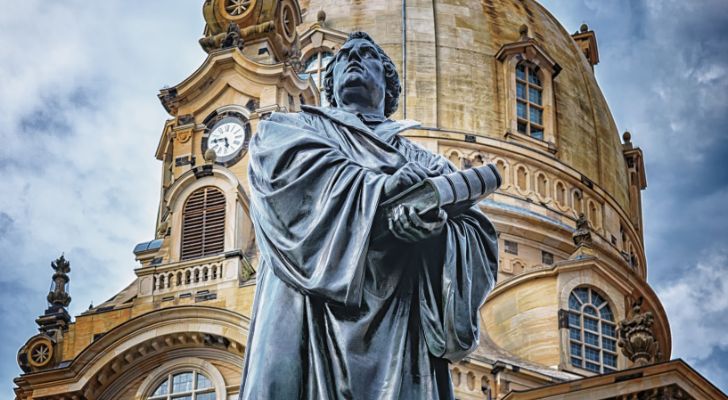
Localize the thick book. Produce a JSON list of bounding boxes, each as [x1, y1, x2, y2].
[[376, 164, 502, 236]]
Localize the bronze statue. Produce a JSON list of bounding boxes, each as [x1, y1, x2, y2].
[[240, 31, 499, 399]]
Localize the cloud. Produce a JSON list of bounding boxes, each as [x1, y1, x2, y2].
[[0, 0, 205, 395], [657, 250, 728, 360], [656, 249, 728, 388]]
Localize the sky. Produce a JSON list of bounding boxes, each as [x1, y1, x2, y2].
[[1, 0, 727, 397]]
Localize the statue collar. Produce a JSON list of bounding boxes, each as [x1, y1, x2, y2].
[[301, 105, 421, 142]]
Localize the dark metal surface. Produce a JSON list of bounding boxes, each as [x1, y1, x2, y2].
[[240, 32, 498, 399]]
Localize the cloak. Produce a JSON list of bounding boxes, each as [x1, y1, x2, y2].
[[240, 105, 498, 399]]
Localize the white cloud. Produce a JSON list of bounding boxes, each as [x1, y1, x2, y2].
[[0, 0, 205, 393], [657, 249, 728, 360]]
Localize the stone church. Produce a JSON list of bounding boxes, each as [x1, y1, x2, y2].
[[13, 0, 727, 399]]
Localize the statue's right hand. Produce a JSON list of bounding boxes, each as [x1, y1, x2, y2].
[[383, 162, 430, 199]]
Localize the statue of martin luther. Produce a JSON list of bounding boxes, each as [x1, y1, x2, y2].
[[240, 31, 499, 400]]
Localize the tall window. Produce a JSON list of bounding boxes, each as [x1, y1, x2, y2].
[[300, 51, 334, 106], [181, 187, 225, 260], [567, 287, 618, 373], [516, 61, 544, 140], [147, 370, 215, 400]]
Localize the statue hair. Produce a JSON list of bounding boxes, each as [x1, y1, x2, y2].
[[322, 31, 401, 117]]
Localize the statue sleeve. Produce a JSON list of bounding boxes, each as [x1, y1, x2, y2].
[[396, 139, 499, 362], [418, 208, 499, 362], [248, 112, 388, 308]]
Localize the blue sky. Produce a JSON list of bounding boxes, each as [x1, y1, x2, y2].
[[1, 0, 727, 396]]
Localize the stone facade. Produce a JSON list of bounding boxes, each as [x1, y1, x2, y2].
[[13, 1, 726, 399]]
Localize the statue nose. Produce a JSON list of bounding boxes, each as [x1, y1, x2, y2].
[[349, 47, 364, 61]]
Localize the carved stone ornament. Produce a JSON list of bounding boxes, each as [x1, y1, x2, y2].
[[199, 21, 245, 52], [617, 297, 660, 366], [47, 255, 71, 308], [175, 129, 192, 144], [17, 335, 56, 372], [572, 212, 593, 247]]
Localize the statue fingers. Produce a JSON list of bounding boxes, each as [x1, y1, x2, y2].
[[390, 206, 420, 242], [407, 207, 446, 237]]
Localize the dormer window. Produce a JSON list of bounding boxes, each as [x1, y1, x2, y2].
[[496, 25, 560, 153]]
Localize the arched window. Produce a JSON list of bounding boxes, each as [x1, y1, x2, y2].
[[147, 370, 215, 400], [568, 287, 618, 373], [300, 51, 334, 106], [516, 61, 544, 140], [181, 187, 226, 261]]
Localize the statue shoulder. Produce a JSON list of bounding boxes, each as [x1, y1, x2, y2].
[[395, 135, 454, 173], [257, 111, 320, 138]]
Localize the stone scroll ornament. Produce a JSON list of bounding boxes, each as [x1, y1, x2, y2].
[[617, 297, 660, 366], [239, 31, 500, 399]]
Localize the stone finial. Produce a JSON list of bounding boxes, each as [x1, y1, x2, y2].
[[37, 255, 73, 334], [618, 297, 660, 366], [572, 213, 593, 247], [580, 23, 589, 33], [623, 130, 632, 144], [47, 255, 71, 308], [317, 9, 326, 24], [518, 24, 529, 41], [204, 148, 218, 164]]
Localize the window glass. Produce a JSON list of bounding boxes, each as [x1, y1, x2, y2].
[[517, 101, 527, 119], [300, 51, 334, 106], [528, 87, 541, 104], [152, 379, 169, 396], [528, 69, 541, 85], [148, 371, 215, 400], [516, 64, 526, 80], [515, 61, 545, 140], [172, 373, 193, 393], [517, 121, 527, 134], [567, 287, 618, 374], [529, 108, 543, 125], [600, 306, 613, 320], [197, 374, 213, 390], [517, 82, 526, 99]]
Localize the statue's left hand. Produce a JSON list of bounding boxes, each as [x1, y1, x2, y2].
[[388, 204, 447, 243]]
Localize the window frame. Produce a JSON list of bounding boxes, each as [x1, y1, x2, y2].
[[136, 358, 227, 400], [566, 286, 619, 374], [147, 370, 215, 400], [515, 61, 545, 140], [180, 186, 227, 261], [496, 41, 560, 154]]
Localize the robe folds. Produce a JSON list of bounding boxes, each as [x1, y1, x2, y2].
[[240, 105, 498, 400]]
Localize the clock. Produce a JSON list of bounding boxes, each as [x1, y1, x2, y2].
[[202, 111, 250, 166]]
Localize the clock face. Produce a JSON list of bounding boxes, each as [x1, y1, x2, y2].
[[202, 113, 250, 166]]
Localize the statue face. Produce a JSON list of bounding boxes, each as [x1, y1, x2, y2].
[[331, 38, 386, 113]]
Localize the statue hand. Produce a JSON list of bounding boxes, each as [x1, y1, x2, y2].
[[383, 162, 430, 199], [388, 204, 447, 243]]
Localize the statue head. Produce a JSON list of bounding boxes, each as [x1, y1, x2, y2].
[[323, 31, 401, 117]]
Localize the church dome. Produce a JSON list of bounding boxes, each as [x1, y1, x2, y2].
[[299, 0, 630, 213]]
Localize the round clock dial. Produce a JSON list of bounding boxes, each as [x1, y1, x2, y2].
[[209, 120, 245, 158], [202, 112, 250, 166]]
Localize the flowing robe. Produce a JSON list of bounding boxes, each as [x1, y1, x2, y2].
[[240, 105, 498, 399]]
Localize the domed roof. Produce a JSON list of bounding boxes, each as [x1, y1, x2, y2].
[[298, 0, 629, 210]]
